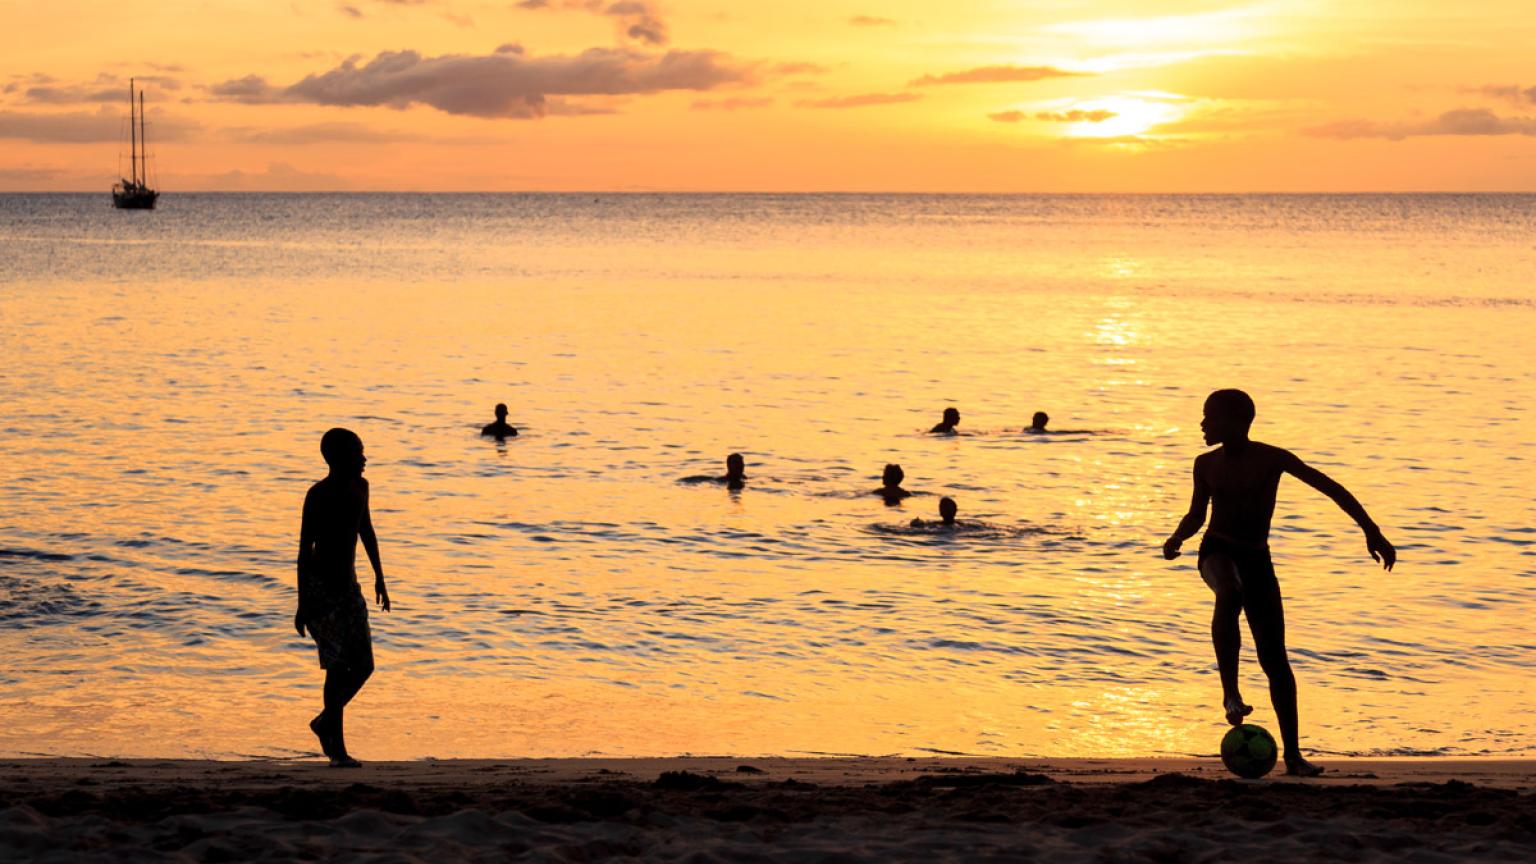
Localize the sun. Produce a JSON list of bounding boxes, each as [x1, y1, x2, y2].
[[1061, 95, 1188, 139]]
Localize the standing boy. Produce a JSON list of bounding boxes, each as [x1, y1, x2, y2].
[[296, 427, 391, 767], [1163, 390, 1395, 776]]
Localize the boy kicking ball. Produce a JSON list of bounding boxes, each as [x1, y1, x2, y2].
[[1163, 390, 1396, 777]]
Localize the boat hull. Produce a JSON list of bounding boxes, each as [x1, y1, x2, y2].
[[112, 189, 158, 210]]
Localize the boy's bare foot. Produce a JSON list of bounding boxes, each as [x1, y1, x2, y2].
[[1223, 696, 1253, 726], [309, 714, 335, 759], [328, 753, 362, 768], [1284, 753, 1324, 777]]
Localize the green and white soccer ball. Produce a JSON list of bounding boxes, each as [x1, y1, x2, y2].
[[1220, 724, 1278, 779]]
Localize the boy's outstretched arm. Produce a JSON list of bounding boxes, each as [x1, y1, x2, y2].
[[358, 482, 391, 612], [295, 490, 316, 636], [1163, 462, 1210, 560], [1283, 452, 1396, 570]]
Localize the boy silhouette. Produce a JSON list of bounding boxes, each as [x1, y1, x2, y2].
[[1162, 389, 1395, 777], [721, 453, 746, 491], [481, 403, 518, 439], [875, 463, 912, 505], [930, 407, 961, 435], [295, 428, 392, 767]]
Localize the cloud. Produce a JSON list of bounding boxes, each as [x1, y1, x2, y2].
[[605, 1, 667, 46], [1305, 108, 1536, 140], [22, 74, 182, 104], [192, 162, 359, 192], [207, 75, 284, 103], [1469, 84, 1536, 105], [0, 107, 199, 142], [23, 85, 122, 104], [773, 62, 827, 76], [207, 47, 750, 118], [516, 0, 668, 46], [221, 121, 432, 145], [849, 16, 894, 27], [1035, 109, 1116, 122], [987, 109, 1118, 123], [909, 65, 1084, 87], [691, 96, 772, 111], [340, 4, 363, 17], [0, 166, 65, 182], [798, 92, 920, 109]]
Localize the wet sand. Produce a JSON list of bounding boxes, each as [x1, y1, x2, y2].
[[3, 757, 1532, 861]]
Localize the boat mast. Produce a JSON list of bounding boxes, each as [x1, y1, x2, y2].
[[129, 78, 138, 187], [139, 88, 147, 186]]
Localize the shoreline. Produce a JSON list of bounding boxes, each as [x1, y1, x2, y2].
[[5, 757, 1532, 861], [4, 755, 1535, 788]]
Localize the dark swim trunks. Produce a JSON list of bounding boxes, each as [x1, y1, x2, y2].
[[307, 590, 373, 672], [1198, 534, 1283, 615]]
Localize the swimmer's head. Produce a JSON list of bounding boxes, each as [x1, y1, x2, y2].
[[494, 403, 508, 420], [882, 463, 905, 487], [725, 452, 745, 478], [1202, 389, 1255, 445], [320, 427, 365, 475], [1031, 411, 1049, 430], [942, 407, 960, 426], [938, 497, 957, 524]]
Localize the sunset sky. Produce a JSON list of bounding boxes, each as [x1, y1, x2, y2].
[[3, 0, 1535, 191]]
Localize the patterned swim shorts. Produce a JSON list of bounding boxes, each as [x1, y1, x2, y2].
[[307, 591, 373, 672]]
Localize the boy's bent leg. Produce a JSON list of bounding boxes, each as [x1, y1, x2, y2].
[[1242, 568, 1322, 777], [1199, 554, 1252, 725]]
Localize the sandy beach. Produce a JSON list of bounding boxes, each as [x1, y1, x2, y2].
[[3, 757, 1532, 861]]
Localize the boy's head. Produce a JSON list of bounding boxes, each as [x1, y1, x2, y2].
[[725, 452, 745, 477], [942, 407, 960, 426], [882, 463, 905, 486], [1202, 389, 1255, 445], [938, 496, 957, 524], [1031, 411, 1049, 430], [494, 403, 508, 420], [321, 427, 365, 474]]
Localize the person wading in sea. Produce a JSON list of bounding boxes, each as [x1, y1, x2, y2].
[[295, 428, 392, 767], [1162, 389, 1395, 777]]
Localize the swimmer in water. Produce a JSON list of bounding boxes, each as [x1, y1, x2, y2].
[[1162, 388, 1396, 778], [930, 407, 961, 435], [481, 403, 518, 439], [910, 496, 959, 529], [722, 453, 746, 490], [1027, 411, 1049, 433], [875, 463, 912, 504]]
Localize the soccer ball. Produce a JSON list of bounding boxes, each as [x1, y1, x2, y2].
[[1220, 724, 1278, 779]]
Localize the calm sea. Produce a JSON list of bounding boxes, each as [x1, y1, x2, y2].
[[1, 193, 1532, 759]]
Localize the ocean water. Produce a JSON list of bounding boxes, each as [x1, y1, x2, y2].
[[1, 193, 1532, 760]]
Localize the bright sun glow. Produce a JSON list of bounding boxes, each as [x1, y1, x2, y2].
[[1059, 95, 1188, 139]]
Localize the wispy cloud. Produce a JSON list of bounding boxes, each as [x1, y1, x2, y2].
[[20, 74, 182, 104], [1305, 108, 1536, 140], [849, 16, 895, 27], [207, 47, 751, 118], [910, 65, 1084, 87], [1035, 109, 1116, 123], [0, 107, 200, 142], [797, 92, 920, 109], [516, 0, 669, 46], [1468, 84, 1536, 105], [691, 97, 772, 111]]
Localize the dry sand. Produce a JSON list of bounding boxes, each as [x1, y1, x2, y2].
[[3, 757, 1533, 861]]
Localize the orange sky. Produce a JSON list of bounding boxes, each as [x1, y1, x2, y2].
[[3, 0, 1535, 191]]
